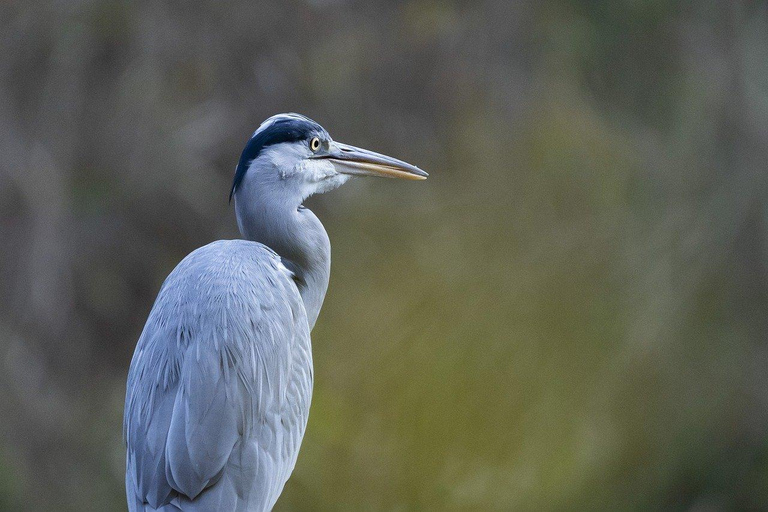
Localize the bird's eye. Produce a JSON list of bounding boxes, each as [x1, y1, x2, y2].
[[310, 137, 321, 152]]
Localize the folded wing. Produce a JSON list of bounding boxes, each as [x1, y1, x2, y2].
[[124, 240, 312, 511]]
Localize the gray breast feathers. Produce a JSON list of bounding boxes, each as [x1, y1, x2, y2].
[[124, 240, 313, 511]]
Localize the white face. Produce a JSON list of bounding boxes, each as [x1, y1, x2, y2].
[[259, 141, 351, 199]]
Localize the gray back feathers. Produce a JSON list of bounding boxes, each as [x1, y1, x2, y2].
[[124, 240, 312, 511]]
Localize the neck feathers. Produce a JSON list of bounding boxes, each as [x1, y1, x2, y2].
[[234, 164, 330, 329]]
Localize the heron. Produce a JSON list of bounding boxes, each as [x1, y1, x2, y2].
[[123, 113, 427, 511]]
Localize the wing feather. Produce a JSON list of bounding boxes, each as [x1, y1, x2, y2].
[[124, 240, 311, 511]]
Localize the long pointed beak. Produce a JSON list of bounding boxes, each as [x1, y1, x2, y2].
[[318, 142, 428, 180]]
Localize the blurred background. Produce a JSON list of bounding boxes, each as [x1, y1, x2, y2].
[[1, 1, 767, 510]]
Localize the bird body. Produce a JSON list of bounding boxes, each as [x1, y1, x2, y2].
[[124, 114, 426, 511], [125, 240, 311, 511]]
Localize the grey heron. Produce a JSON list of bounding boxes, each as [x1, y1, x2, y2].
[[124, 113, 427, 511]]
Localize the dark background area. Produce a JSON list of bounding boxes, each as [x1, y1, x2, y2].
[[2, 1, 768, 510]]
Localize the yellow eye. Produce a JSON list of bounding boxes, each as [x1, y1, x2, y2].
[[310, 137, 321, 152]]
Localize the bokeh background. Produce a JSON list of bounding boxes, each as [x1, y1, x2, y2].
[[1, 1, 768, 510]]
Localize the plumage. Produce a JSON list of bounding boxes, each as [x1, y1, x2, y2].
[[124, 113, 426, 511], [125, 241, 311, 511]]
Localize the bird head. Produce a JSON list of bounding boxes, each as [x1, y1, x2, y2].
[[230, 113, 427, 205]]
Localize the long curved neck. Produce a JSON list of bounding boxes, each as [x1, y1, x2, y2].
[[234, 177, 330, 330]]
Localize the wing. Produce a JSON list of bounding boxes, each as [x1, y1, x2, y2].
[[124, 240, 312, 510]]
